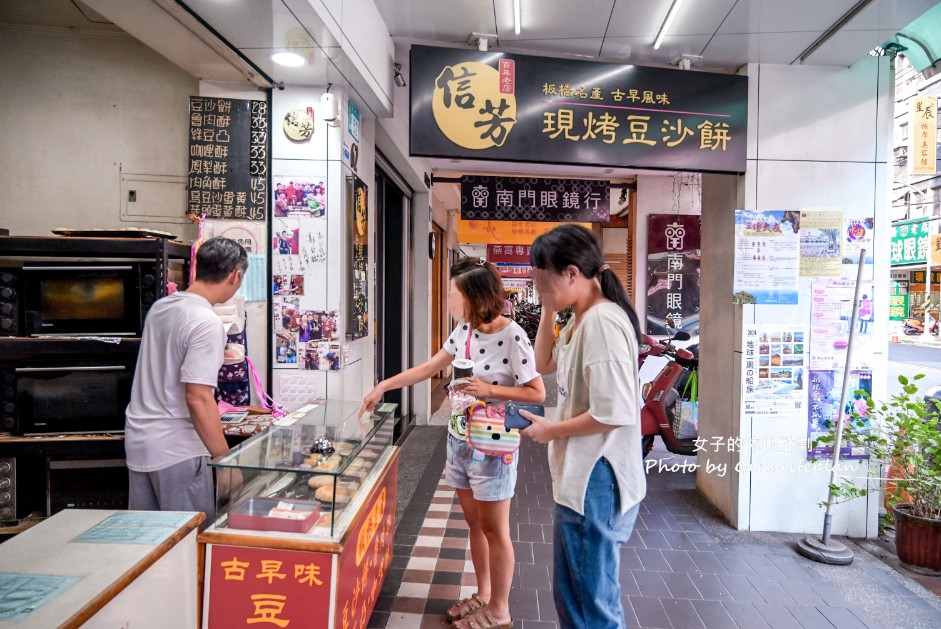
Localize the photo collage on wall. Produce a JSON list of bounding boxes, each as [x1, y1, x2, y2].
[[271, 175, 346, 371]]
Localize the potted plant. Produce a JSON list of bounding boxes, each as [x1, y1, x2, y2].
[[813, 374, 941, 575]]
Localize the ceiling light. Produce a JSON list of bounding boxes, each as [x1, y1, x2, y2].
[[653, 0, 686, 50], [514, 0, 521, 35], [271, 52, 306, 67]]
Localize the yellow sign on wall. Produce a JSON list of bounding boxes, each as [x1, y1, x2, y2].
[[911, 96, 938, 176], [457, 219, 592, 245], [931, 234, 941, 265]]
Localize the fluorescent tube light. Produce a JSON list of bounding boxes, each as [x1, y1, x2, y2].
[[653, 0, 685, 50], [514, 0, 521, 35]]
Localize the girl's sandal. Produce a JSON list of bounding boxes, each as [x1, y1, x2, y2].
[[445, 593, 487, 623], [453, 608, 514, 629]]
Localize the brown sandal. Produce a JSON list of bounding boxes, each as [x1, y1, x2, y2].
[[453, 608, 513, 629], [445, 593, 487, 623]]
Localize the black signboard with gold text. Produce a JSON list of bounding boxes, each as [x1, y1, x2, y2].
[[410, 45, 747, 174], [461, 176, 609, 222]]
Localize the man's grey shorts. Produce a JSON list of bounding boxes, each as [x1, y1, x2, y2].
[[128, 456, 214, 527]]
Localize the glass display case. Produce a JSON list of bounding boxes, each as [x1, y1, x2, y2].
[[208, 400, 396, 538]]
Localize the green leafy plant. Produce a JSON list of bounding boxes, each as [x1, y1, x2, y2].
[[812, 374, 941, 520]]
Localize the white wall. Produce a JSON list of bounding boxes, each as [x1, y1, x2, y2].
[[699, 58, 892, 536], [0, 25, 197, 239]]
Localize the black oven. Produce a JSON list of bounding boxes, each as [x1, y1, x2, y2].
[[0, 260, 187, 338], [0, 339, 139, 435]]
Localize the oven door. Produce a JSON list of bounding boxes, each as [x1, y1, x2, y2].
[[15, 363, 132, 435]]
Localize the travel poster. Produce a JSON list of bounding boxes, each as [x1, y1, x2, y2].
[[842, 217, 874, 281], [799, 210, 843, 277], [807, 369, 872, 460], [742, 325, 807, 417], [809, 279, 874, 371], [732, 210, 799, 304]]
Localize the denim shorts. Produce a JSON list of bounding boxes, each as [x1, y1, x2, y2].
[[445, 434, 518, 501]]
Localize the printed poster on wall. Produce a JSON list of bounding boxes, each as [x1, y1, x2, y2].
[[799, 210, 843, 277], [809, 279, 875, 371], [807, 369, 872, 460], [646, 214, 700, 335], [842, 217, 874, 281], [742, 325, 808, 417], [732, 210, 799, 304], [350, 176, 369, 339]]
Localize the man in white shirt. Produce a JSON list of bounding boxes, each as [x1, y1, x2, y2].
[[125, 237, 247, 526]]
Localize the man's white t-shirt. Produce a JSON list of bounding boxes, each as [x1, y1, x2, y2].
[[550, 301, 646, 515], [125, 292, 226, 472]]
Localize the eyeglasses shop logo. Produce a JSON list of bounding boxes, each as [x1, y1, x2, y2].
[[432, 61, 517, 150]]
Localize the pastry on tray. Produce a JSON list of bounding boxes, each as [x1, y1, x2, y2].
[[307, 475, 334, 490]]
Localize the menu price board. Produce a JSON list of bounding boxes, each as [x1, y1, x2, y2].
[[188, 97, 269, 221]]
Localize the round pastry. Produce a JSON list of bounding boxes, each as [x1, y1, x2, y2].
[[314, 455, 342, 471], [316, 512, 334, 527], [307, 475, 334, 490], [334, 442, 355, 456], [316, 485, 352, 502]]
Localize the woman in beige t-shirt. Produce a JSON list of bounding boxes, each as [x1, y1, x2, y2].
[[521, 224, 646, 629]]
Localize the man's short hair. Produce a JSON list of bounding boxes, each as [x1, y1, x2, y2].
[[194, 237, 248, 284]]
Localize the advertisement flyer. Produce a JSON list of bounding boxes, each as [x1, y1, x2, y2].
[[742, 325, 808, 417], [732, 210, 800, 304], [799, 210, 843, 277], [807, 369, 872, 460], [809, 279, 874, 371]]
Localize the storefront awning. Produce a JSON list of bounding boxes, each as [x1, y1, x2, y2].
[[882, 3, 941, 76]]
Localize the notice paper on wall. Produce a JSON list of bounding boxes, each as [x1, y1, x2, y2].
[[237, 253, 268, 302], [278, 373, 322, 404], [732, 210, 799, 305], [741, 324, 808, 417]]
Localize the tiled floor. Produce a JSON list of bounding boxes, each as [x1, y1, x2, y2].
[[371, 430, 941, 628]]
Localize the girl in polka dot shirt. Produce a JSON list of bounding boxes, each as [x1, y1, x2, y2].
[[360, 257, 544, 629]]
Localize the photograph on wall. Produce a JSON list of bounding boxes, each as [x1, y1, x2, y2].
[[799, 210, 843, 277], [807, 369, 872, 460], [273, 219, 300, 255], [275, 296, 300, 335], [742, 325, 808, 417], [296, 310, 339, 344], [809, 279, 875, 371], [349, 176, 369, 339], [732, 210, 799, 304], [273, 175, 326, 218], [646, 214, 700, 335], [322, 341, 342, 371], [275, 330, 299, 366], [273, 274, 305, 296]]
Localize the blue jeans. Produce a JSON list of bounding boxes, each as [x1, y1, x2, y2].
[[553, 458, 640, 629]]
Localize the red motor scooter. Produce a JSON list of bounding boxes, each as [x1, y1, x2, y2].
[[639, 330, 699, 458]]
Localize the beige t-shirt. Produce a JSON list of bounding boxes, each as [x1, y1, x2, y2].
[[549, 301, 646, 515]]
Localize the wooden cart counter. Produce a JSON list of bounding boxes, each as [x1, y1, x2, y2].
[[0, 509, 203, 629]]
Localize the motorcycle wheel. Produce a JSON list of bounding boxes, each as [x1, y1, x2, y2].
[[642, 435, 655, 458]]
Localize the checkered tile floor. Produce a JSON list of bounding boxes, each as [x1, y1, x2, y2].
[[370, 434, 941, 629]]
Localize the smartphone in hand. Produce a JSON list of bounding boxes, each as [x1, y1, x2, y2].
[[505, 402, 545, 429]]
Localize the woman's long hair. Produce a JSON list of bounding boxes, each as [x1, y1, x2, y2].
[[530, 224, 641, 343]]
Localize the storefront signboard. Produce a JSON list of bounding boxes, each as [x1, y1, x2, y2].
[[890, 280, 910, 321], [410, 46, 747, 173], [461, 176, 609, 222], [486, 244, 531, 265], [188, 97, 268, 220], [910, 96, 937, 176], [205, 544, 333, 628], [457, 219, 591, 245], [891, 218, 929, 266], [496, 264, 532, 278], [335, 460, 397, 629], [646, 214, 700, 335], [350, 177, 369, 339]]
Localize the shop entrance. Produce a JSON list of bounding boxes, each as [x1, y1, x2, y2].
[[375, 159, 413, 440]]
